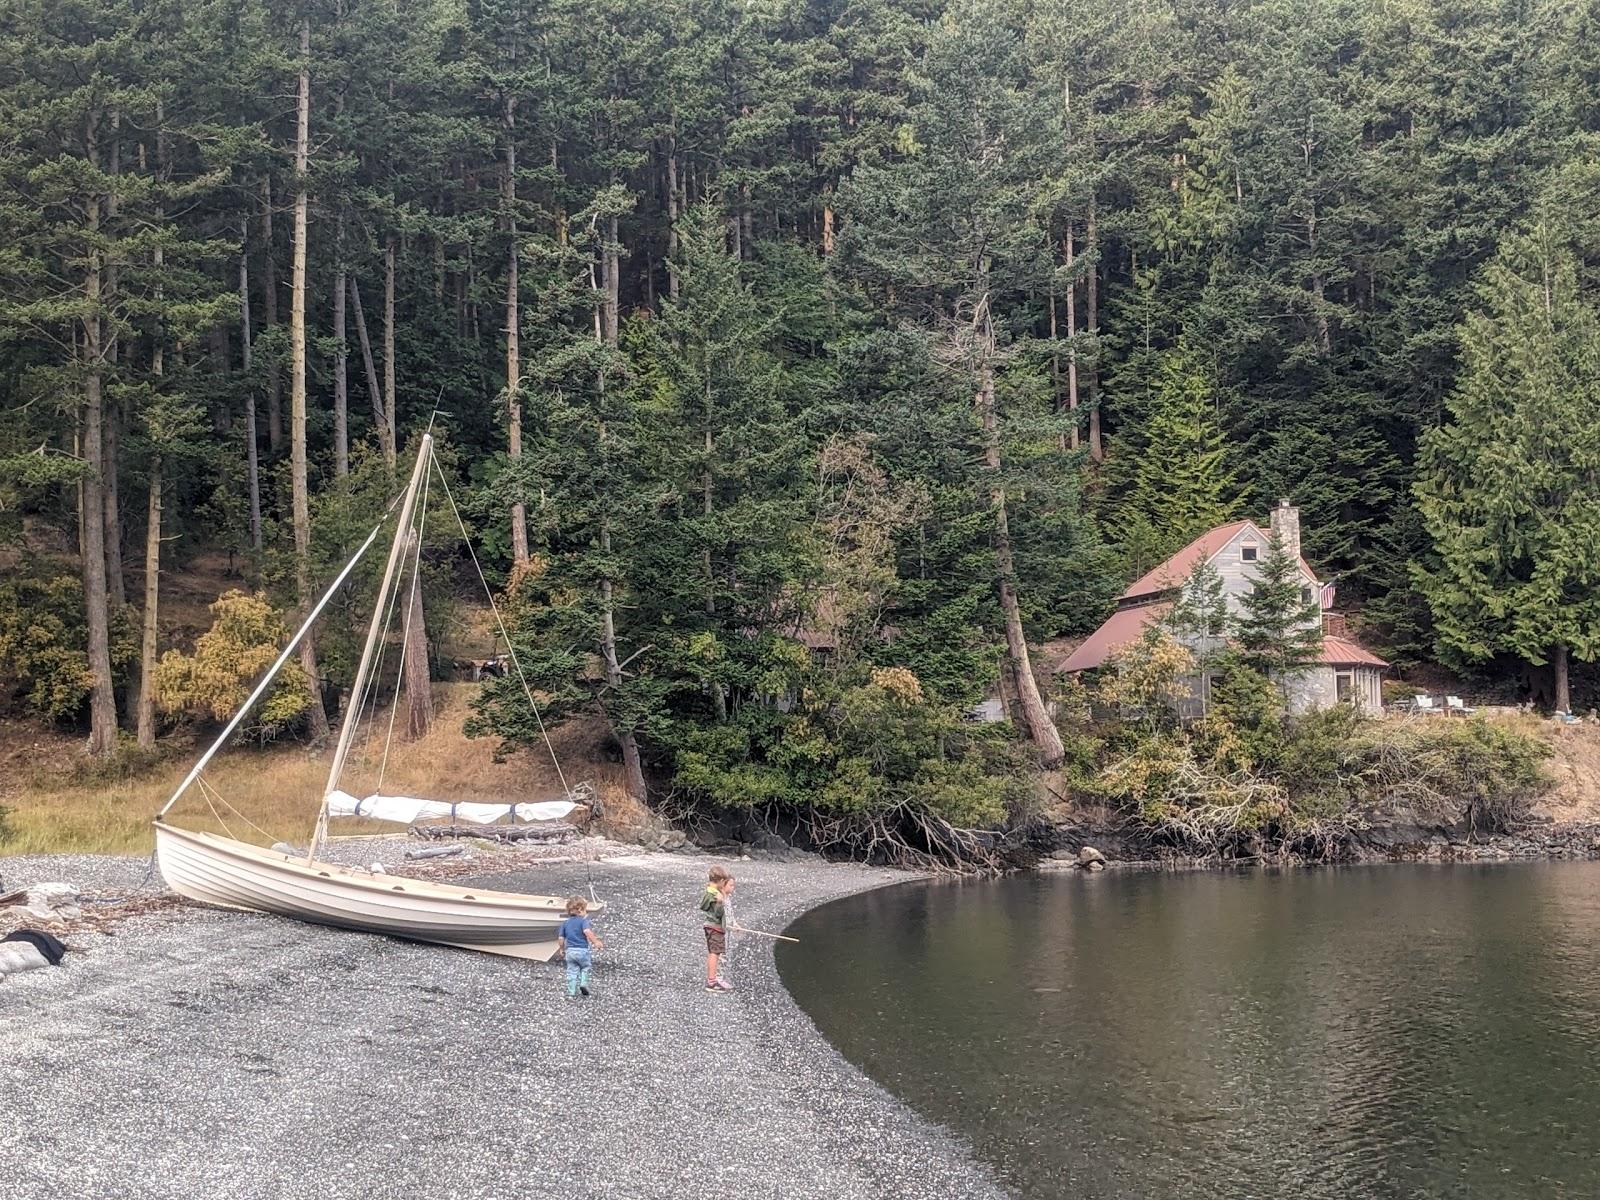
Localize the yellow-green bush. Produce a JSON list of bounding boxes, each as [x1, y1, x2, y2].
[[154, 590, 313, 738]]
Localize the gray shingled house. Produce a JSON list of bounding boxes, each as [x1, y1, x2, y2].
[[1060, 501, 1388, 715]]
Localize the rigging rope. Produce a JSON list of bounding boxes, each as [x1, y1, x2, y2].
[[196, 773, 280, 845], [193, 773, 238, 842], [430, 453, 572, 800], [429, 452, 597, 904]]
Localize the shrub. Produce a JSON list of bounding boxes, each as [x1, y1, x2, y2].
[[0, 573, 94, 720], [154, 590, 313, 738], [0, 804, 14, 847], [1093, 701, 1551, 855], [1096, 628, 1195, 731], [1340, 716, 1549, 832]]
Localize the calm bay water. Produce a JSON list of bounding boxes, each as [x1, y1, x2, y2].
[[777, 863, 1600, 1199]]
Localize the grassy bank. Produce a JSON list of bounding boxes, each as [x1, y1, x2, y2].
[[0, 684, 632, 855]]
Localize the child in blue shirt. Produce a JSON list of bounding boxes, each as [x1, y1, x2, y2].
[[557, 897, 605, 999]]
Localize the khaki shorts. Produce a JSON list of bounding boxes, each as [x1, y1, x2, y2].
[[704, 925, 726, 955]]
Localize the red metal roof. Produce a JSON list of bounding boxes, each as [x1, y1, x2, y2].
[[1120, 522, 1252, 601], [1119, 520, 1321, 601], [1059, 613, 1387, 674], [1057, 602, 1170, 673], [1318, 636, 1388, 668]]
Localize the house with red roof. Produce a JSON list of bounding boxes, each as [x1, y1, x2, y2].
[[1060, 501, 1388, 715]]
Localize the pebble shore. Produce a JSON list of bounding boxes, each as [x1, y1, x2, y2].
[[0, 845, 1008, 1200]]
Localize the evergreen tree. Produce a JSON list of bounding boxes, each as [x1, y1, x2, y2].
[[1415, 228, 1600, 713], [1118, 337, 1239, 558], [1162, 558, 1232, 712], [842, 0, 1069, 766], [1236, 529, 1324, 676]]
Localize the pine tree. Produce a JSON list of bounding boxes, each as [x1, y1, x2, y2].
[[842, 0, 1069, 766], [1236, 528, 1324, 677], [1162, 557, 1231, 712], [1119, 337, 1238, 556], [1415, 227, 1600, 713]]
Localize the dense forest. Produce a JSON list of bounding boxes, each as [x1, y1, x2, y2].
[[3, 0, 1599, 855]]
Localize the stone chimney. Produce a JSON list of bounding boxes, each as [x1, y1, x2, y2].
[[1270, 499, 1301, 561]]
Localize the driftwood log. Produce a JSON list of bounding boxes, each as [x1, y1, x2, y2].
[[409, 821, 578, 845]]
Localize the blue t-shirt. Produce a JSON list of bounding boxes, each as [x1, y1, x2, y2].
[[559, 915, 593, 950]]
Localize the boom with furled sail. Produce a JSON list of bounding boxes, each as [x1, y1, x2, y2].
[[152, 433, 597, 960]]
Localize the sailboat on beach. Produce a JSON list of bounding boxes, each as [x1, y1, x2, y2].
[[153, 434, 596, 961]]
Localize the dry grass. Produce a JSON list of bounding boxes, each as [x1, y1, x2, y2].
[[1531, 715, 1600, 824], [1, 684, 626, 856]]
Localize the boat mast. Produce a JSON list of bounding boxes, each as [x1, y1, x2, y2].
[[308, 434, 433, 859]]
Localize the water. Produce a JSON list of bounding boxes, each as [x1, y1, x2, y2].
[[777, 863, 1600, 1199]]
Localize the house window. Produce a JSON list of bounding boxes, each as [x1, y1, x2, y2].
[[1335, 672, 1353, 704], [1302, 585, 1314, 604], [1241, 545, 1258, 562]]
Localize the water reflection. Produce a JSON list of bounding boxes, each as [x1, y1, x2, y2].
[[778, 863, 1600, 1199]]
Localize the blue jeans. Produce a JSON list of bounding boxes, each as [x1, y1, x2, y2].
[[565, 946, 593, 995]]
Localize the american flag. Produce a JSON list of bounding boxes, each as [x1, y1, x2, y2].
[[1319, 582, 1337, 610]]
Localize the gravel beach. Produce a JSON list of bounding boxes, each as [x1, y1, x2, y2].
[[0, 846, 1007, 1200]]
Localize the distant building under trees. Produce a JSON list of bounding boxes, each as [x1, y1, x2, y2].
[[1061, 501, 1388, 716]]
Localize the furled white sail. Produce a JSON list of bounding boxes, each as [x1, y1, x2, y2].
[[324, 791, 579, 826]]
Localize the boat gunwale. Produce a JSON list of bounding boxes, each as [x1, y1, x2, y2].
[[154, 822, 597, 914]]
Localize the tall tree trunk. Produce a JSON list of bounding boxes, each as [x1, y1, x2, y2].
[[102, 395, 125, 610], [504, 92, 528, 563], [600, 531, 646, 799], [402, 533, 432, 738], [596, 245, 646, 801], [1064, 226, 1080, 451], [136, 454, 162, 748], [975, 299, 1064, 767], [1085, 199, 1103, 463], [332, 210, 348, 477], [262, 176, 282, 453], [102, 113, 125, 615], [350, 276, 388, 460], [382, 235, 397, 473], [821, 183, 835, 255], [291, 17, 329, 740], [82, 109, 117, 757], [1554, 643, 1571, 714], [240, 239, 263, 552], [132, 110, 169, 739], [603, 212, 619, 343], [666, 115, 679, 300]]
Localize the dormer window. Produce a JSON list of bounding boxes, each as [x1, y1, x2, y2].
[[1241, 545, 1258, 562]]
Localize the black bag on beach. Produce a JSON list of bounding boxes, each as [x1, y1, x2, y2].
[[3, 928, 67, 966]]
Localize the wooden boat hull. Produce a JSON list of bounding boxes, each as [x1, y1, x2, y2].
[[154, 823, 589, 961]]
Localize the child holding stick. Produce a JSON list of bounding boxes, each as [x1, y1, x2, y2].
[[699, 867, 735, 993]]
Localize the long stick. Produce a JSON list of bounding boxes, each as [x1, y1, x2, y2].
[[731, 925, 799, 944]]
